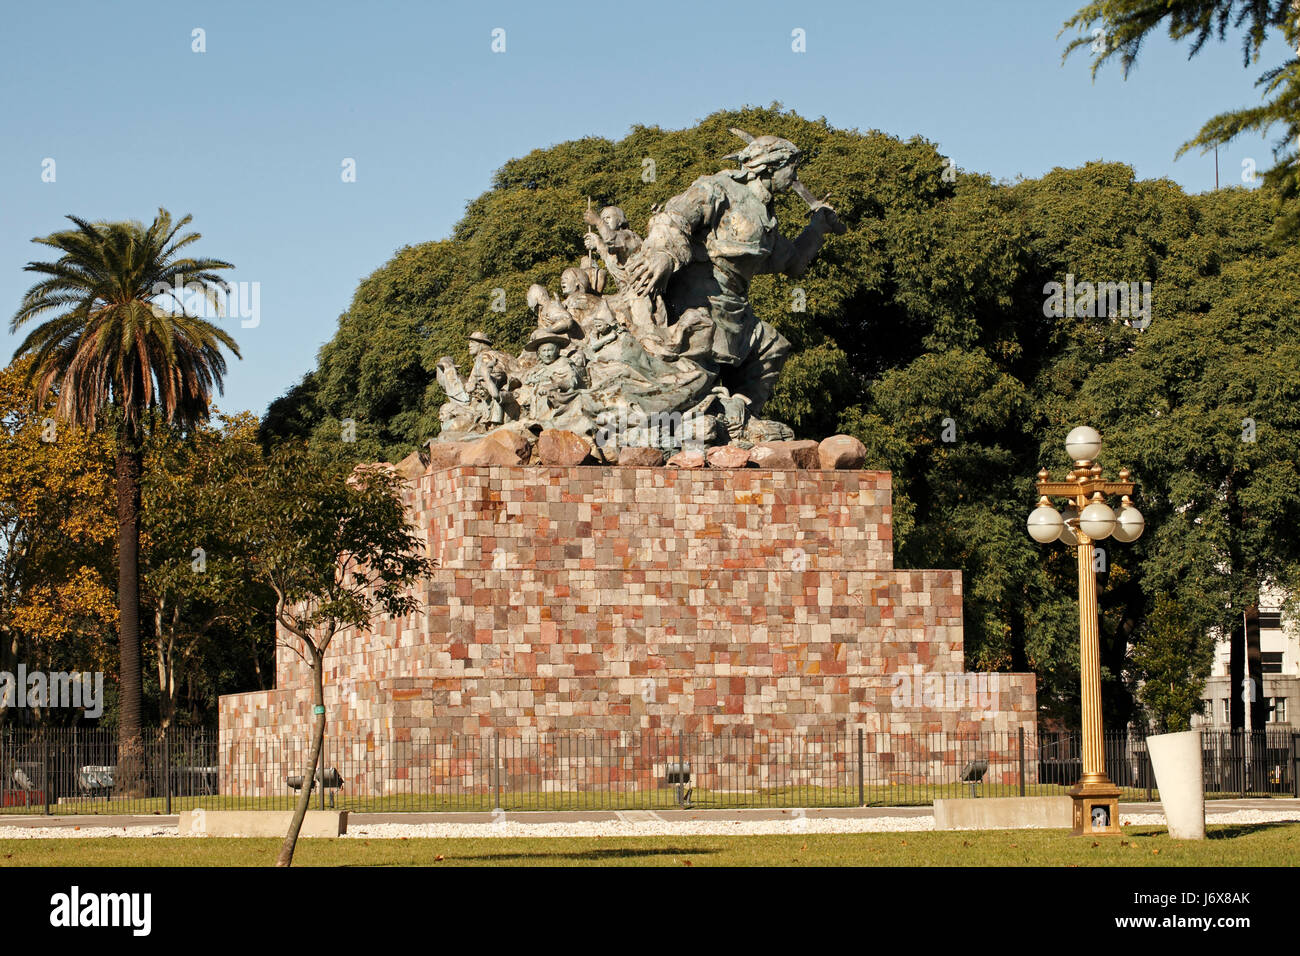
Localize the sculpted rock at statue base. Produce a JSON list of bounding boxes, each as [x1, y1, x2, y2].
[[819, 434, 867, 470], [706, 445, 751, 469], [537, 429, 592, 466], [425, 442, 465, 472], [616, 446, 666, 467], [666, 448, 707, 469], [752, 439, 821, 469], [458, 428, 533, 466], [748, 442, 799, 470], [426, 129, 845, 460]]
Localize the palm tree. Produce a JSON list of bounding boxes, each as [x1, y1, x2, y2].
[[10, 209, 240, 788]]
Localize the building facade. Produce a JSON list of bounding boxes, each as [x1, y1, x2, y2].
[[1193, 587, 1297, 731]]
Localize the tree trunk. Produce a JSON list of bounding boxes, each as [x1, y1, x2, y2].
[[276, 650, 325, 867], [115, 441, 145, 795]]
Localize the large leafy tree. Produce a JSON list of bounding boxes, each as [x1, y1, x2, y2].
[[142, 411, 274, 728], [1074, 217, 1300, 642], [1063, 0, 1300, 238], [9, 210, 240, 780]]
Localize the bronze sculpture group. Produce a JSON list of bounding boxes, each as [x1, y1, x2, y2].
[[434, 129, 844, 456]]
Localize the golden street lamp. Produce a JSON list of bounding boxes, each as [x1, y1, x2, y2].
[[1027, 426, 1144, 836]]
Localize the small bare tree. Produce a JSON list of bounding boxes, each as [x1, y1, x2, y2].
[[240, 443, 434, 867]]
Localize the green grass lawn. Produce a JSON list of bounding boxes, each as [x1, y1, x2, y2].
[[2, 823, 1296, 866]]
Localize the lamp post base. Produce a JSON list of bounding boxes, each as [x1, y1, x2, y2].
[[1069, 779, 1122, 836]]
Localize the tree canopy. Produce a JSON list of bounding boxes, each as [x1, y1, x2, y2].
[[1063, 0, 1300, 239]]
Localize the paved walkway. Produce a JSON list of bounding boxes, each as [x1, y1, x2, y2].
[[1, 798, 1296, 829]]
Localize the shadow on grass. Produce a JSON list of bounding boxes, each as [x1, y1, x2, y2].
[[341, 846, 722, 866], [1206, 822, 1295, 839], [1125, 821, 1294, 840]]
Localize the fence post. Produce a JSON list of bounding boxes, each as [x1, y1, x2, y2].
[[1017, 728, 1025, 797], [857, 727, 864, 807], [163, 728, 172, 815], [1293, 734, 1299, 800], [43, 733, 51, 816], [493, 733, 500, 810]]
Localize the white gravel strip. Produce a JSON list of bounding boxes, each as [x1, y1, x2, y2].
[[1, 808, 1298, 840], [0, 826, 177, 839]]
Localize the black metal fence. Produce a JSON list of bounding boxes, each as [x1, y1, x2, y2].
[[0, 726, 1295, 815]]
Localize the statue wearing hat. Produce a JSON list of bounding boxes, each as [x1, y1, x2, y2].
[[622, 129, 844, 417], [527, 284, 585, 345], [435, 329, 519, 434], [518, 328, 596, 433]]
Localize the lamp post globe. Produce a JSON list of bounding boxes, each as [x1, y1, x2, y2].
[[1111, 499, 1145, 543], [1058, 503, 1079, 546], [1079, 498, 1116, 540], [1027, 499, 1065, 544], [1065, 425, 1102, 464]]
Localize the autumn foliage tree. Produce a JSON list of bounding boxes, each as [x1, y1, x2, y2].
[[0, 358, 117, 724]]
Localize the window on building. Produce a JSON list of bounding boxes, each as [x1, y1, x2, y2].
[[1258, 611, 1282, 630], [1271, 697, 1287, 724], [1262, 652, 1283, 675], [1222, 698, 1231, 724]]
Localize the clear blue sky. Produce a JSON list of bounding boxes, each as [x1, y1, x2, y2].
[[1, 0, 1289, 417]]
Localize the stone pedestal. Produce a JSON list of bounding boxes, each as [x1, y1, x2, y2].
[[220, 464, 1037, 796]]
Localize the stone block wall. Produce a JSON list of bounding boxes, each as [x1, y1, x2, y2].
[[219, 465, 1037, 796]]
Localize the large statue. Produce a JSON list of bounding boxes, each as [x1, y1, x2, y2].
[[624, 130, 843, 415], [431, 130, 842, 455]]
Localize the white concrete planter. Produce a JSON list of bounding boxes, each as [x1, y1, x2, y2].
[[1146, 730, 1206, 840]]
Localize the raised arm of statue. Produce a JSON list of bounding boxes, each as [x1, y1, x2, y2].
[[764, 206, 839, 279], [584, 206, 616, 243], [435, 356, 470, 403]]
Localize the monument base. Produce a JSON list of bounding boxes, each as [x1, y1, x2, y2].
[[220, 464, 1038, 797]]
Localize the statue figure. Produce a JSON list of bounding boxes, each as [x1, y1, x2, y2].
[[623, 129, 843, 415], [559, 267, 614, 335], [583, 205, 642, 282], [527, 283, 584, 345], [435, 330, 519, 433], [518, 329, 596, 434]]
